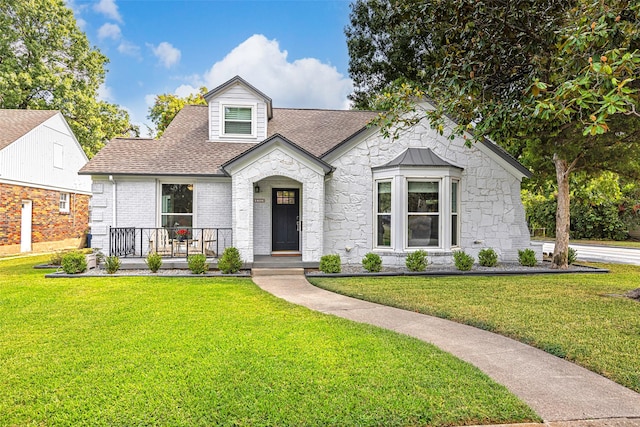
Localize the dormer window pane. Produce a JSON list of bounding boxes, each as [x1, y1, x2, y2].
[[224, 106, 252, 135]]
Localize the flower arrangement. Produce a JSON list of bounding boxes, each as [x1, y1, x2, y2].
[[176, 228, 188, 240]]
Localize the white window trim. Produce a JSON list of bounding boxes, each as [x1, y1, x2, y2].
[[451, 178, 460, 247], [157, 181, 197, 228], [59, 192, 70, 213], [405, 177, 442, 250], [219, 102, 257, 139], [372, 166, 462, 253], [374, 179, 393, 248]]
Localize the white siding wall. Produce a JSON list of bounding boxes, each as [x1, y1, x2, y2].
[[195, 180, 232, 228], [89, 176, 234, 254], [324, 119, 536, 265], [208, 85, 267, 142], [0, 114, 91, 193], [89, 177, 156, 253]]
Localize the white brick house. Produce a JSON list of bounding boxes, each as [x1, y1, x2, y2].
[[80, 76, 537, 266]]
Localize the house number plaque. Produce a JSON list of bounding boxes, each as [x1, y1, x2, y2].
[[254, 198, 265, 203]]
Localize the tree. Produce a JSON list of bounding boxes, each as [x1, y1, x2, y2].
[[0, 0, 138, 157], [346, 0, 640, 268], [147, 87, 208, 138]]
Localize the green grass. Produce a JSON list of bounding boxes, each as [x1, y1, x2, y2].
[[0, 256, 538, 426], [309, 263, 640, 393]]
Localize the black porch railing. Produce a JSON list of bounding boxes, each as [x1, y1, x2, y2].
[[109, 227, 233, 258]]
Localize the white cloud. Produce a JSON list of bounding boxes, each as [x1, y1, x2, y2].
[[94, 0, 122, 23], [144, 94, 157, 107], [149, 42, 181, 68], [118, 40, 141, 58], [174, 84, 200, 98], [201, 34, 353, 110], [97, 23, 121, 41], [97, 83, 113, 102]]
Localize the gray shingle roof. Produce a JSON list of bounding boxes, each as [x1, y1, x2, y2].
[[0, 109, 58, 151], [80, 105, 379, 176]]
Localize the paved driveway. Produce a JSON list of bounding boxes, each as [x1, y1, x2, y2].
[[542, 242, 640, 265]]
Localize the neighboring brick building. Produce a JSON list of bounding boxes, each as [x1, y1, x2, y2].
[[0, 110, 91, 256]]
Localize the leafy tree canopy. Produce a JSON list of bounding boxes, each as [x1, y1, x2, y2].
[[0, 0, 138, 157], [346, 0, 640, 267], [147, 87, 208, 138]]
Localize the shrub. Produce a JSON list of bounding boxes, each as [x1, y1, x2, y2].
[[453, 251, 474, 271], [568, 247, 578, 265], [61, 251, 87, 274], [49, 250, 68, 266], [518, 249, 537, 267], [478, 248, 498, 267], [218, 247, 242, 274], [145, 252, 163, 273], [188, 254, 209, 274], [319, 254, 341, 274], [104, 256, 121, 274], [362, 252, 382, 273], [406, 250, 428, 272]]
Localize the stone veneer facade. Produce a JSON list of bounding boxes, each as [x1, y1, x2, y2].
[[0, 183, 89, 255], [322, 119, 535, 266], [231, 146, 325, 263]]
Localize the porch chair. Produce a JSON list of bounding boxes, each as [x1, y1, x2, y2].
[[149, 228, 172, 255], [202, 229, 217, 257]]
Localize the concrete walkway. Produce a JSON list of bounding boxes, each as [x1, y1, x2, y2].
[[252, 269, 640, 426]]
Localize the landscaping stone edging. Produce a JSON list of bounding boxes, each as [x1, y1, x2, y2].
[[44, 270, 252, 278], [305, 262, 609, 278]]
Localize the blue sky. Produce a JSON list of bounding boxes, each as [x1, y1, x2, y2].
[[69, 0, 355, 135]]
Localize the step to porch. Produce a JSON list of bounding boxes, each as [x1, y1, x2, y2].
[[252, 268, 305, 276]]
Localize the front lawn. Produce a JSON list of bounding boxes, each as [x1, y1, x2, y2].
[[0, 256, 537, 426], [309, 263, 640, 393]]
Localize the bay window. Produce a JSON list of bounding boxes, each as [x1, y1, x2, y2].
[[372, 148, 462, 252]]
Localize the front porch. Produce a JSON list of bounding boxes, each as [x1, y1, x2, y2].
[[108, 227, 233, 258]]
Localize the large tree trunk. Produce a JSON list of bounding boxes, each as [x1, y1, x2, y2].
[[552, 154, 571, 269]]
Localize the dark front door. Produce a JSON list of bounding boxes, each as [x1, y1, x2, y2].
[[272, 189, 300, 251]]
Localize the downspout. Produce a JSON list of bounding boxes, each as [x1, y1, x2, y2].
[[109, 175, 117, 228]]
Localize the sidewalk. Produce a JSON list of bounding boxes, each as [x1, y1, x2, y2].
[[252, 269, 640, 425]]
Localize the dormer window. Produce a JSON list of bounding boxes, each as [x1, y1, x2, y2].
[[222, 104, 255, 136]]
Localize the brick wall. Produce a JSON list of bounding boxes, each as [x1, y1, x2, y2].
[[0, 182, 89, 248]]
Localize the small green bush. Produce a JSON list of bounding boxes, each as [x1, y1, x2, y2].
[[478, 248, 498, 267], [145, 252, 163, 273], [406, 250, 428, 272], [218, 247, 242, 274], [104, 256, 121, 274], [49, 250, 68, 266], [518, 249, 537, 267], [61, 251, 87, 274], [362, 252, 382, 272], [319, 254, 341, 274], [188, 254, 209, 274], [453, 251, 474, 271], [568, 247, 578, 265]]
